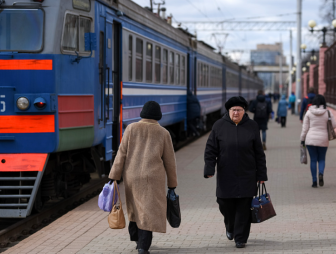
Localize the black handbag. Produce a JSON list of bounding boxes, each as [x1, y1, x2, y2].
[[251, 183, 276, 223], [166, 189, 181, 228]]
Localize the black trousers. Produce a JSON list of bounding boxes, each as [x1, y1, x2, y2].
[[128, 221, 153, 251], [217, 197, 253, 243], [280, 117, 286, 127]]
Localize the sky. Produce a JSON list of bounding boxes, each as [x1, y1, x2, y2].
[[131, 0, 329, 65]]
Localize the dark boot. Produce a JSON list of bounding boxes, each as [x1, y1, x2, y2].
[[226, 230, 233, 241], [236, 242, 246, 248], [312, 181, 317, 188], [319, 174, 324, 187], [138, 250, 150, 254]]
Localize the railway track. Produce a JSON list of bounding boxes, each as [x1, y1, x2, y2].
[[0, 177, 108, 251]]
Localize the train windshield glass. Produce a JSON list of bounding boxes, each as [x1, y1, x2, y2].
[[0, 9, 44, 52]]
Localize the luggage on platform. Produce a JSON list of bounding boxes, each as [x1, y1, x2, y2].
[[251, 183, 276, 223], [108, 180, 126, 229], [98, 180, 118, 212], [167, 189, 181, 228], [300, 144, 307, 164]]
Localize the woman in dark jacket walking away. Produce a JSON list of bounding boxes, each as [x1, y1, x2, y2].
[[204, 96, 268, 249], [249, 90, 273, 150]]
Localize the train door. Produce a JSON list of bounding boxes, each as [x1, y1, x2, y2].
[[99, 12, 122, 167], [98, 15, 113, 165], [111, 22, 122, 157]]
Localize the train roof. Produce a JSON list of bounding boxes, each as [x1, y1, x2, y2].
[[97, 0, 190, 47]]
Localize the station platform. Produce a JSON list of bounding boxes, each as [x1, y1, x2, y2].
[[4, 112, 336, 254]]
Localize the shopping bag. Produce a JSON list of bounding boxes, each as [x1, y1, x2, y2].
[[166, 189, 181, 228], [251, 183, 276, 223], [300, 144, 307, 164], [98, 181, 118, 212], [327, 110, 336, 141], [108, 180, 125, 229]]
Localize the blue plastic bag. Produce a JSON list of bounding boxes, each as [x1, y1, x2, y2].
[[98, 181, 118, 212]]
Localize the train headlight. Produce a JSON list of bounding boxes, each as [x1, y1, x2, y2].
[[16, 97, 30, 110]]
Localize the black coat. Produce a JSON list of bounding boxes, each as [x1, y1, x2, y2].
[[249, 95, 272, 131], [204, 113, 268, 198]]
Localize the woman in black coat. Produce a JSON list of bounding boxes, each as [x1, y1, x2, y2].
[[204, 96, 268, 249]]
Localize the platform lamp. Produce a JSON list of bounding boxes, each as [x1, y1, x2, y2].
[[308, 19, 336, 46]]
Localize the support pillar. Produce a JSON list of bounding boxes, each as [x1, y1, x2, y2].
[[318, 47, 328, 95]]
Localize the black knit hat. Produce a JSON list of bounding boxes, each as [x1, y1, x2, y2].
[[225, 96, 248, 111], [140, 101, 162, 120]]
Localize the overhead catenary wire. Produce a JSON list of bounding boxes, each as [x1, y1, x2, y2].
[[184, 0, 212, 22]]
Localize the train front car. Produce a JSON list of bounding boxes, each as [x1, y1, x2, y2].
[[0, 0, 109, 218]]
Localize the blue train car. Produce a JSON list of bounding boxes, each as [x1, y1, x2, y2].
[[0, 0, 263, 218]]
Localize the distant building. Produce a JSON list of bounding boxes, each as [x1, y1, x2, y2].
[[250, 43, 288, 93]]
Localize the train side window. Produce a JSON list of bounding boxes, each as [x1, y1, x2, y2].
[[201, 63, 205, 87], [175, 54, 180, 85], [62, 14, 92, 53], [79, 17, 91, 52], [198, 62, 201, 87], [155, 46, 161, 83], [129, 35, 133, 81], [169, 52, 174, 84], [136, 38, 143, 82], [62, 14, 79, 51], [163, 49, 168, 84], [146, 42, 153, 82], [181, 56, 185, 86], [205, 64, 207, 87]]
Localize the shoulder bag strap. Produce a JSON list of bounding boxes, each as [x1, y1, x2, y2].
[[327, 110, 331, 120]]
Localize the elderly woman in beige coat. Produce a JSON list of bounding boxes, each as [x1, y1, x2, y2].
[[300, 95, 336, 188], [109, 101, 178, 254]]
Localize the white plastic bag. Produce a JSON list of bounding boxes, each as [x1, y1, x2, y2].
[[98, 181, 118, 212], [300, 145, 307, 164]]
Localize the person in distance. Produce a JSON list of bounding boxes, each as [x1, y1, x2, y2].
[[204, 96, 268, 249], [249, 90, 273, 151], [300, 95, 336, 188], [109, 101, 178, 254]]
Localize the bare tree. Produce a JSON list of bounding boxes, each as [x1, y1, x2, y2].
[[319, 0, 336, 45]]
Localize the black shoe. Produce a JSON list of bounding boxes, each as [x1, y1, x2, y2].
[[138, 249, 150, 254], [319, 174, 324, 187], [312, 181, 317, 188], [226, 230, 233, 240], [135, 241, 138, 250], [236, 242, 246, 248]]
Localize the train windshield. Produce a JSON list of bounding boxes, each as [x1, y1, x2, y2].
[[0, 9, 44, 52]]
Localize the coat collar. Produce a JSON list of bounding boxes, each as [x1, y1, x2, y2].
[[139, 119, 160, 125]]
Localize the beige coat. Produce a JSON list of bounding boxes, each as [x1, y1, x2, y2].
[[108, 119, 178, 233], [300, 106, 336, 147]]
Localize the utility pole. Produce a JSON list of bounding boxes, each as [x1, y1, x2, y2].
[[288, 30, 293, 98], [279, 37, 283, 95], [295, 0, 302, 115]]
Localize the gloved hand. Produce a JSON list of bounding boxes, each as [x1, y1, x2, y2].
[[301, 141, 305, 146], [168, 187, 176, 190]]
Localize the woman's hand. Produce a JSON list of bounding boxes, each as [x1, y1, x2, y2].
[[207, 175, 214, 178], [258, 181, 265, 184]]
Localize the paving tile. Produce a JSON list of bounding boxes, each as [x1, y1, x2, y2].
[[3, 112, 336, 253]]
